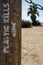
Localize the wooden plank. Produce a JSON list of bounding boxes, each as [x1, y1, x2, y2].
[[7, 0, 21, 65], [0, 0, 21, 65]]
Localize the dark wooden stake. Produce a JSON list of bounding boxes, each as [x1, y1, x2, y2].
[[0, 0, 21, 65]]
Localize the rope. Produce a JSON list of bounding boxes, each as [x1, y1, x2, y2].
[[25, 0, 43, 10]]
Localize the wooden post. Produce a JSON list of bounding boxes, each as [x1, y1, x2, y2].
[[0, 0, 21, 65]]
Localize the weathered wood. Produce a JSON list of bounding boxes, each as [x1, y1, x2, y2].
[[0, 1, 6, 65], [0, 0, 21, 65]]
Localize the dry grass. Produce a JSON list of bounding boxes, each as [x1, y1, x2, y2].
[[21, 25, 43, 65]]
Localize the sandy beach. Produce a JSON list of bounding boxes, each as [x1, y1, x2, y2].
[[21, 26, 43, 65]]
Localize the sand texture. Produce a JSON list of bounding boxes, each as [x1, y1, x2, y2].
[[21, 26, 43, 65]]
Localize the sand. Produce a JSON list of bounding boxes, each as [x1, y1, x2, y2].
[[21, 26, 43, 65]]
